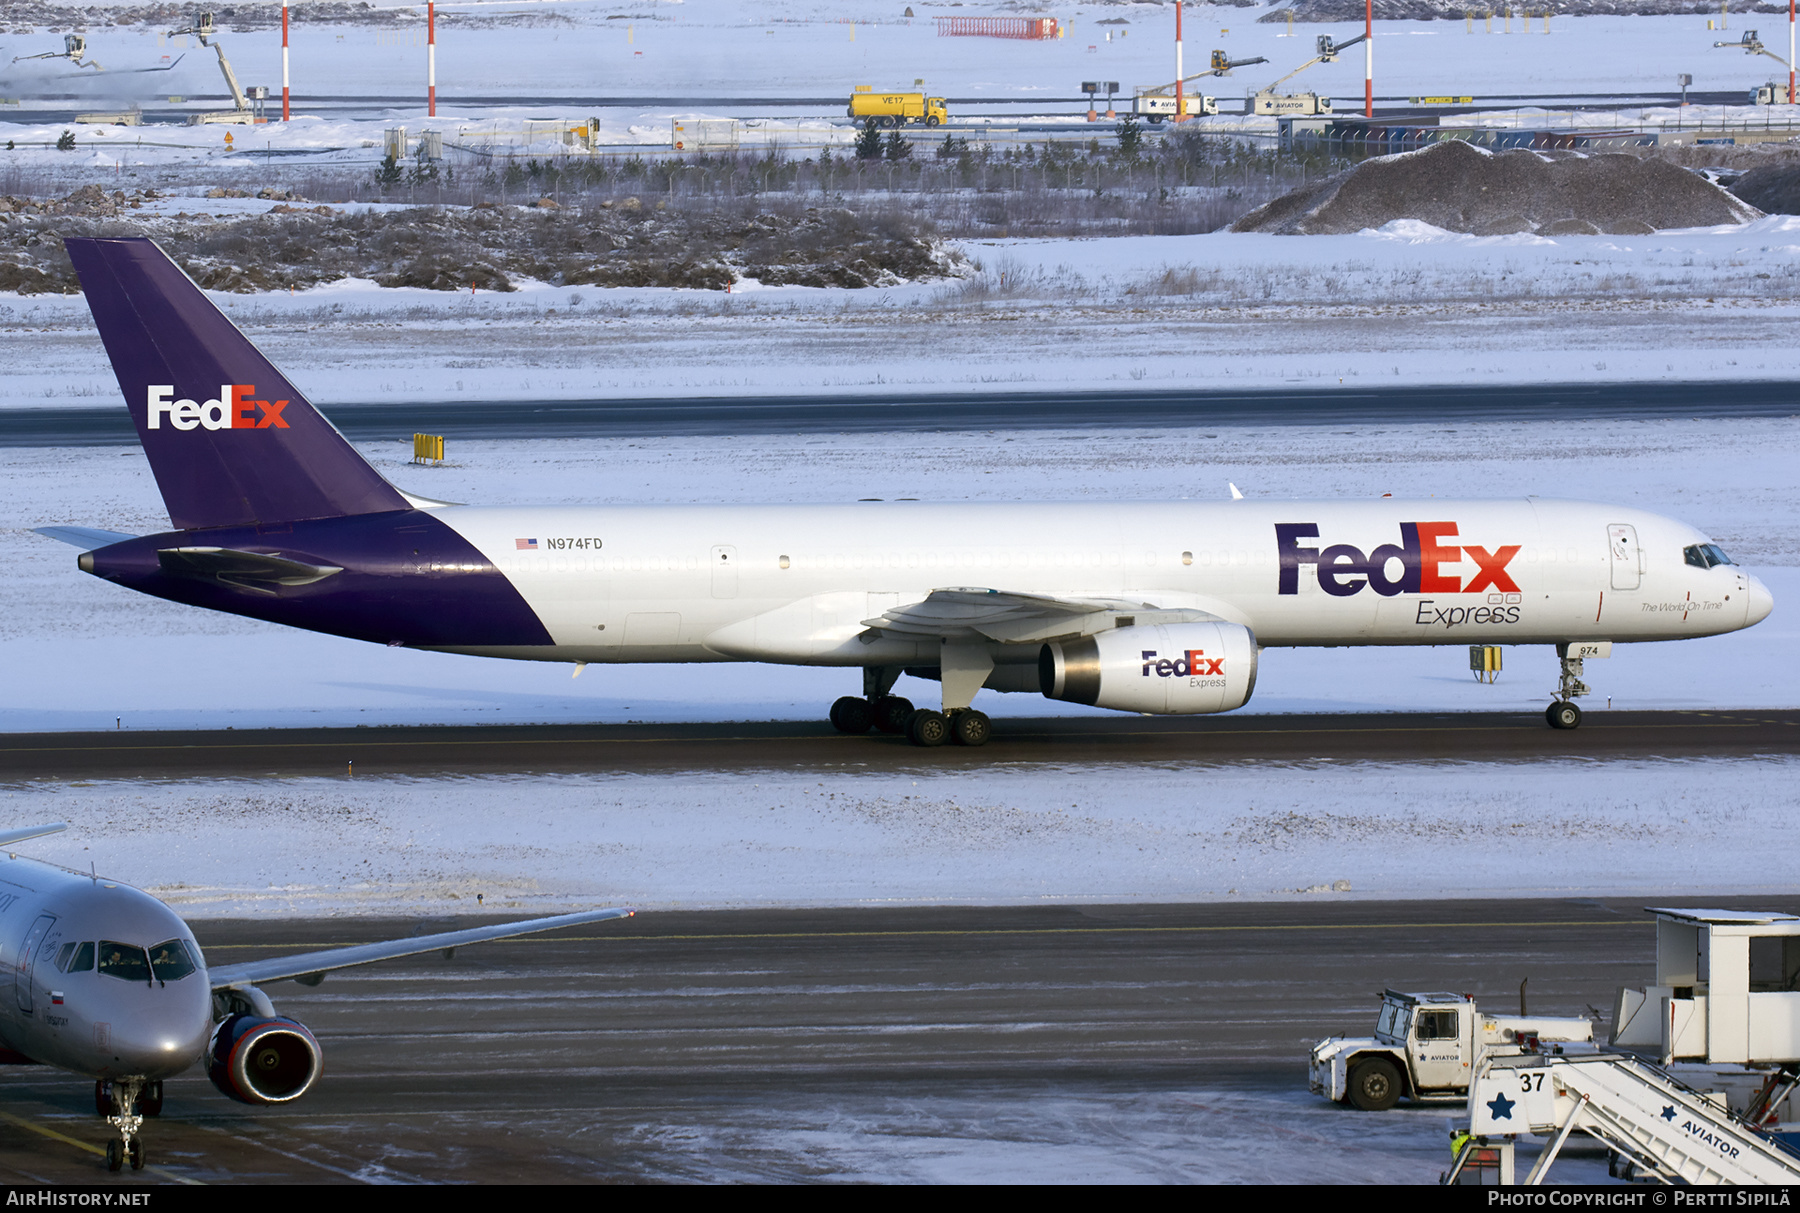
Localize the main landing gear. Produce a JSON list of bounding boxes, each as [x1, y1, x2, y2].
[[1546, 644, 1592, 730], [96, 1077, 156, 1172], [829, 664, 994, 747]]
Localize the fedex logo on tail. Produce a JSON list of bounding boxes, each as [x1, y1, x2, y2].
[[146, 385, 289, 431], [1275, 522, 1521, 597]]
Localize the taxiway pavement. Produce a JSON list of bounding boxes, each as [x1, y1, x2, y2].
[[0, 896, 1781, 1184], [2, 709, 1796, 781]]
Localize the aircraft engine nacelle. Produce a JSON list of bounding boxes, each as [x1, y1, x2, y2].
[[1039, 621, 1258, 715], [207, 1013, 322, 1105]]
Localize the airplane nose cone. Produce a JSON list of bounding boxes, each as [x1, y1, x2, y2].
[[1747, 574, 1775, 627], [104, 992, 210, 1078]]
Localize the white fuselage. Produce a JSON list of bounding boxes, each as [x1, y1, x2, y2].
[[422, 497, 1771, 674]]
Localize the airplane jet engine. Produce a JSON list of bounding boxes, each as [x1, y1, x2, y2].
[[1039, 621, 1258, 714], [207, 1013, 322, 1104]]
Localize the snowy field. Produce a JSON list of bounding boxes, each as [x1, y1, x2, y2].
[[3, 758, 1796, 917], [8, 219, 1800, 407]]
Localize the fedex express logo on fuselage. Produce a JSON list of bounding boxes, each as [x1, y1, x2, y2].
[[1275, 522, 1520, 597], [146, 384, 290, 431]]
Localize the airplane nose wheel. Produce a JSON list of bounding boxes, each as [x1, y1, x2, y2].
[[1546, 649, 1591, 730], [101, 1077, 146, 1173]]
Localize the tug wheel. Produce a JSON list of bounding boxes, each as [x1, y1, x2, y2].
[[1346, 1058, 1403, 1111]]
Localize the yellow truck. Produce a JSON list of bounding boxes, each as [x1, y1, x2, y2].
[[848, 87, 947, 128]]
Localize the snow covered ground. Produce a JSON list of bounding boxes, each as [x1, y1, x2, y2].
[[8, 218, 1800, 408], [4, 757, 1795, 917]]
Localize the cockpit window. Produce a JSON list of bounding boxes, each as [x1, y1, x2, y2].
[[148, 939, 197, 982], [62, 942, 94, 973], [1685, 544, 1735, 569], [97, 943, 150, 983]]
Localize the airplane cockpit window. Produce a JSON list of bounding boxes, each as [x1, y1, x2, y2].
[[97, 942, 151, 983], [149, 940, 197, 982], [1685, 544, 1735, 569], [59, 942, 94, 973]]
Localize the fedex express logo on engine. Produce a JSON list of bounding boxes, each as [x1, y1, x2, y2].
[[146, 384, 289, 431], [1275, 522, 1520, 597], [1142, 649, 1225, 678]]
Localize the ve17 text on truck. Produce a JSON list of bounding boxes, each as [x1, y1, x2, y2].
[[848, 87, 947, 127]]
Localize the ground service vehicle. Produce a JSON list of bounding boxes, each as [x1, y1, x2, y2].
[[38, 238, 1776, 748], [1249, 90, 1331, 115], [1134, 93, 1218, 122], [848, 87, 946, 127], [1752, 82, 1794, 104], [1310, 989, 1595, 1109]]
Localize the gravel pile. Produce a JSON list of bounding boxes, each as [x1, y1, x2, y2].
[[1729, 163, 1800, 214], [0, 188, 955, 294], [1231, 140, 1761, 235]]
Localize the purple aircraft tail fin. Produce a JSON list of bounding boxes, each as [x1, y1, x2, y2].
[[65, 237, 408, 531]]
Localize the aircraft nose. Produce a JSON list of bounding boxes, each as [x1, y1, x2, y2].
[[105, 995, 210, 1077], [1746, 574, 1775, 627]]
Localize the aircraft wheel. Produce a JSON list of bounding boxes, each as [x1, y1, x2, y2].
[[908, 709, 949, 747], [94, 1080, 111, 1117], [106, 1139, 122, 1173], [127, 1139, 144, 1171], [1346, 1057, 1402, 1111], [951, 710, 991, 747], [141, 1080, 163, 1118], [873, 695, 914, 734], [1546, 701, 1582, 730], [830, 696, 874, 734]]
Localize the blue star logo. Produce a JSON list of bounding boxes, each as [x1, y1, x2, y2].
[[1662, 1106, 1677, 1121], [1487, 1092, 1516, 1120]]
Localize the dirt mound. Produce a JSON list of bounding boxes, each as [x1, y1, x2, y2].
[[1231, 141, 1760, 236], [1730, 163, 1800, 214]]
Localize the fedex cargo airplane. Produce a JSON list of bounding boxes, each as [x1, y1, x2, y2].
[[38, 237, 1774, 743]]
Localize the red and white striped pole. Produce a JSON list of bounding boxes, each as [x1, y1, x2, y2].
[[281, 0, 290, 121], [1364, 0, 1373, 117], [427, 1, 437, 117], [1174, 1, 1184, 122], [1789, 0, 1794, 104]]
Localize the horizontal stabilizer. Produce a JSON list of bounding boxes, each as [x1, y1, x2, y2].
[[32, 526, 137, 549], [209, 906, 636, 989], [158, 546, 343, 596], [0, 823, 68, 850]]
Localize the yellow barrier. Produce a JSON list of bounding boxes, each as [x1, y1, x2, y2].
[[1469, 644, 1502, 684], [412, 433, 444, 465]]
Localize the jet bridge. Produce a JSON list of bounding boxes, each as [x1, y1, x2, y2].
[[1447, 908, 1800, 1185]]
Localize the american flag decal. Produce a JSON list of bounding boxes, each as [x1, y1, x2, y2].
[[515, 538, 538, 550]]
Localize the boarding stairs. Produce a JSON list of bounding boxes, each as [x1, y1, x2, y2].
[[1456, 1052, 1800, 1185]]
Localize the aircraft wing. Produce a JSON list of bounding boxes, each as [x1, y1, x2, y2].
[[862, 588, 1219, 644], [33, 526, 137, 549], [208, 906, 636, 989], [0, 823, 67, 850]]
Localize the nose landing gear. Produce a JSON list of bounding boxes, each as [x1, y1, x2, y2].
[[100, 1077, 148, 1172], [1546, 646, 1592, 730]]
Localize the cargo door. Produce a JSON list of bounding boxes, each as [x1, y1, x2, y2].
[[1608, 524, 1642, 591]]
